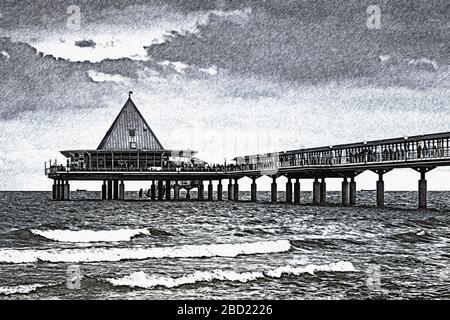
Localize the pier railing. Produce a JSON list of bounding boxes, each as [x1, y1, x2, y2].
[[46, 149, 450, 176], [46, 132, 450, 176], [228, 149, 450, 173], [46, 165, 228, 174]]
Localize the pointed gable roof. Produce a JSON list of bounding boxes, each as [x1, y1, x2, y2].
[[97, 98, 164, 150]]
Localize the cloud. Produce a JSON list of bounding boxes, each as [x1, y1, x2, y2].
[[158, 60, 189, 74], [199, 65, 218, 76], [87, 70, 129, 83], [144, 1, 450, 88]]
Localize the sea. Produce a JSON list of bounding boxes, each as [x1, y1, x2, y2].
[[0, 190, 449, 300]]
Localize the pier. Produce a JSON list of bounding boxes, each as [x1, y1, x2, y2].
[[46, 95, 450, 209]]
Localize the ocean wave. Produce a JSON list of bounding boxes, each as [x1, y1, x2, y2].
[[5, 229, 53, 242], [390, 229, 436, 243], [105, 261, 356, 289], [29, 228, 153, 243], [291, 238, 363, 250], [0, 240, 291, 264], [0, 283, 49, 296]]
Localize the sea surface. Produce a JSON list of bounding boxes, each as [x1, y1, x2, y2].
[[0, 190, 449, 300]]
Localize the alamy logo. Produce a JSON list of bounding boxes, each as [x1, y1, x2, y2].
[[67, 5, 81, 31], [367, 5, 381, 30], [66, 265, 82, 290]]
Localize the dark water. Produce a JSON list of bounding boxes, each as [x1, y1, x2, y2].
[[0, 191, 449, 300]]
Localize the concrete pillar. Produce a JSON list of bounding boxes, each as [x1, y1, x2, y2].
[[52, 180, 57, 200], [158, 181, 164, 200], [57, 179, 63, 201], [208, 181, 213, 201], [418, 171, 427, 209], [350, 177, 357, 206], [63, 180, 70, 200], [119, 181, 125, 200], [286, 177, 292, 203], [165, 180, 171, 201], [341, 177, 349, 206], [376, 172, 384, 208], [107, 180, 113, 200], [217, 180, 223, 201], [198, 181, 204, 200], [313, 178, 320, 205], [113, 180, 119, 200], [271, 176, 277, 203], [293, 178, 300, 204], [150, 181, 156, 200], [250, 177, 257, 202], [227, 179, 233, 200], [102, 180, 107, 200], [174, 182, 180, 200], [233, 179, 239, 201], [320, 178, 327, 204]]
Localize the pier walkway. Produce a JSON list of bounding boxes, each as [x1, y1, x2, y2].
[[46, 95, 450, 209]]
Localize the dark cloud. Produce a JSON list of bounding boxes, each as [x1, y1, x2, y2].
[[0, 36, 186, 119], [74, 39, 96, 48], [145, 0, 450, 87], [1, 0, 449, 121], [0, 37, 140, 119]]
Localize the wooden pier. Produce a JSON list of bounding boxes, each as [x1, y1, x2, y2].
[[46, 95, 450, 209]]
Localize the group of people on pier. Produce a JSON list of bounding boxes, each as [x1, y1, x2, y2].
[[234, 138, 450, 171]]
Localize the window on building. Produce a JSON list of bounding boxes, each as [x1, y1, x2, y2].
[[130, 142, 137, 149], [143, 126, 147, 132], [129, 129, 136, 136]]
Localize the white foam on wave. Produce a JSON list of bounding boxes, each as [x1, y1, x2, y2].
[[0, 283, 48, 295], [30, 228, 151, 243], [265, 261, 356, 277], [105, 261, 357, 289], [0, 240, 291, 264], [107, 270, 265, 288]]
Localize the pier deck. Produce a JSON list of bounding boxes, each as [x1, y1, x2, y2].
[[45, 96, 450, 209]]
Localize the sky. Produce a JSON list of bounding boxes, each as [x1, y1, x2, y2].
[[0, 0, 449, 191]]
